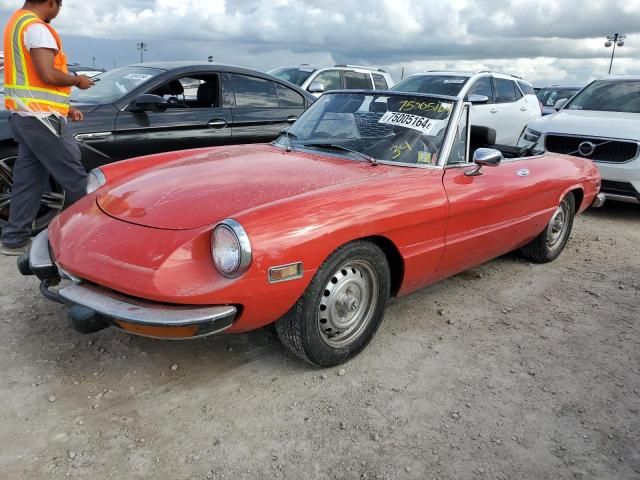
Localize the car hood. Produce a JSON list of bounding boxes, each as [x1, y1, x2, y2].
[[529, 109, 640, 140], [97, 144, 390, 230]]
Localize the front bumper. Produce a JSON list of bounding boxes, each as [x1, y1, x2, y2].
[[597, 159, 640, 205], [20, 230, 237, 339]]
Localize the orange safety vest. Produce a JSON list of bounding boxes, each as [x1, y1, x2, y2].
[[3, 9, 70, 116]]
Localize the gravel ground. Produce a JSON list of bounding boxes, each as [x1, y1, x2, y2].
[[0, 202, 638, 480]]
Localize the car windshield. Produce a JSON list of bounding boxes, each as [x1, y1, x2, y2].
[[391, 75, 469, 96], [565, 80, 640, 113], [275, 92, 456, 166], [269, 67, 316, 86], [70, 66, 164, 104], [537, 88, 580, 107]]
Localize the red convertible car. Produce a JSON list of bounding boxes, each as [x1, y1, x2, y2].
[[20, 91, 602, 367]]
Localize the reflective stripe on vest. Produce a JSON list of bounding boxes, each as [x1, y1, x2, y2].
[[12, 13, 38, 86], [4, 85, 70, 105]]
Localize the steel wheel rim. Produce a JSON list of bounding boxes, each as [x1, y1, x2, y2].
[[546, 200, 569, 249], [317, 259, 379, 348], [0, 155, 65, 227]]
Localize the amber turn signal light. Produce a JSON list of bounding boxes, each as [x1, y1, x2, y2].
[[268, 263, 303, 283]]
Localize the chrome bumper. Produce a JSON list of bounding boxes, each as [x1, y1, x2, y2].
[[591, 193, 607, 208], [22, 230, 237, 339], [602, 193, 640, 205]]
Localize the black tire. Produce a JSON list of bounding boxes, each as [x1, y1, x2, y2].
[[276, 241, 391, 367], [520, 194, 575, 263], [0, 145, 66, 235]]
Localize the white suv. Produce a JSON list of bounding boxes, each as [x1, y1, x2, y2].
[[392, 71, 541, 145], [523, 76, 640, 205], [269, 65, 395, 98]]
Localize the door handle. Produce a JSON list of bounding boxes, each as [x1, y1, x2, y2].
[[517, 168, 530, 177], [490, 108, 498, 113], [74, 132, 112, 141], [286, 116, 298, 124], [207, 119, 228, 129], [520, 106, 528, 111]]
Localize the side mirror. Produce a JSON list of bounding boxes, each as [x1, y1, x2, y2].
[[554, 98, 568, 111], [308, 82, 326, 94], [467, 94, 490, 104], [465, 148, 503, 177], [128, 94, 168, 113]]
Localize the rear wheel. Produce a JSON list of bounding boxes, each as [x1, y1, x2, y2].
[[520, 194, 575, 263], [276, 241, 391, 367], [0, 146, 66, 235]]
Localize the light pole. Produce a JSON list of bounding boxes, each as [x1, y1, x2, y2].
[[136, 42, 148, 63], [605, 33, 625, 75]]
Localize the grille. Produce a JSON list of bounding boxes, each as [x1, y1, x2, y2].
[[545, 135, 639, 163], [601, 180, 640, 198]]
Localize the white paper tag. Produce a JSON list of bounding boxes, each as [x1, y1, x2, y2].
[[378, 111, 443, 134], [123, 73, 153, 82]]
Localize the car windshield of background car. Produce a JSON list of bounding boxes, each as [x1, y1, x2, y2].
[[565, 80, 640, 114], [391, 75, 469, 96], [538, 88, 579, 107], [280, 92, 455, 166], [70, 66, 165, 104], [269, 67, 315, 86]]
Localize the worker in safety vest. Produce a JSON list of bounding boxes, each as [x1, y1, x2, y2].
[[1, 0, 94, 255]]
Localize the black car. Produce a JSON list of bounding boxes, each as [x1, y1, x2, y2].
[[0, 61, 315, 232]]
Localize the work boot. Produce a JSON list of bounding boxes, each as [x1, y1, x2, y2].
[[0, 241, 30, 256]]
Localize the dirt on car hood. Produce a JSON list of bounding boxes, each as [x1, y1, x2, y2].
[[97, 144, 388, 230]]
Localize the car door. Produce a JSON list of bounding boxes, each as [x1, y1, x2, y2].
[[70, 104, 119, 170], [516, 80, 542, 121], [113, 73, 232, 159], [436, 105, 547, 278], [491, 77, 526, 145], [465, 75, 495, 133], [229, 73, 302, 143]]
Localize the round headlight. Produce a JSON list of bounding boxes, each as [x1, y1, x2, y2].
[[86, 168, 106, 194], [212, 220, 252, 278]]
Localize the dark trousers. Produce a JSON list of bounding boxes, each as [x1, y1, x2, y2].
[[1, 114, 87, 247]]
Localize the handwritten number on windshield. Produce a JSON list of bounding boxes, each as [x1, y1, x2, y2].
[[398, 101, 449, 113], [390, 141, 412, 159]]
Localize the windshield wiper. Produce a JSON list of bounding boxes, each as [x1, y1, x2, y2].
[[301, 143, 378, 166]]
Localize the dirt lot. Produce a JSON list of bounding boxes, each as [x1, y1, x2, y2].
[[0, 203, 638, 480]]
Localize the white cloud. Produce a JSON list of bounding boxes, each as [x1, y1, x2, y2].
[[0, 0, 637, 84]]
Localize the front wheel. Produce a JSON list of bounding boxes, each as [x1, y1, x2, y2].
[[0, 146, 66, 234], [520, 194, 575, 263], [276, 241, 391, 367]]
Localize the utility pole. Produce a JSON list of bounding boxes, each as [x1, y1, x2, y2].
[[136, 42, 148, 63], [92, 56, 96, 68], [605, 33, 626, 75]]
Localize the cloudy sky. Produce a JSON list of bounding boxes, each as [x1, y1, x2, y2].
[[1, 0, 638, 86]]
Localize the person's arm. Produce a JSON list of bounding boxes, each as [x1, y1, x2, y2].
[[30, 48, 94, 89]]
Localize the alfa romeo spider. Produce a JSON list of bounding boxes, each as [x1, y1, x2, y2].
[[20, 90, 602, 367]]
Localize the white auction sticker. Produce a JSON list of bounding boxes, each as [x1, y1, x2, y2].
[[378, 111, 442, 134], [123, 73, 153, 82]]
